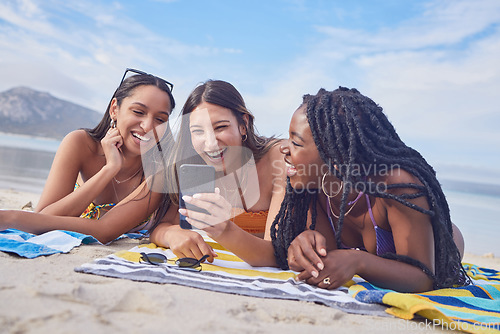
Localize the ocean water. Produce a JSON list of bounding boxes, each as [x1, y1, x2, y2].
[[0, 133, 498, 256], [0, 133, 58, 193]]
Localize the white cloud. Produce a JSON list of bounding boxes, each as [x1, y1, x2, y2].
[[18, 0, 42, 18], [249, 0, 500, 167], [316, 0, 500, 51], [0, 0, 498, 168], [0, 1, 55, 36], [353, 26, 500, 145], [0, 0, 244, 112]]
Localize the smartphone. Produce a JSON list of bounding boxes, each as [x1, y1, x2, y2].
[[178, 164, 216, 229]]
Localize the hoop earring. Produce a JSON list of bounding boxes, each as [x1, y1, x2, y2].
[[110, 119, 116, 129], [321, 172, 342, 198], [241, 134, 247, 142]]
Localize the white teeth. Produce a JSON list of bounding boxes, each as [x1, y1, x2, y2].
[[285, 161, 295, 169], [206, 149, 225, 158], [133, 133, 150, 142]]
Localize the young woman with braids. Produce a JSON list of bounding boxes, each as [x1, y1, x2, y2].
[[271, 87, 470, 293], [0, 69, 175, 243]]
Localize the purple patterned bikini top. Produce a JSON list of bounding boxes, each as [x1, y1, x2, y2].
[[326, 193, 396, 256]]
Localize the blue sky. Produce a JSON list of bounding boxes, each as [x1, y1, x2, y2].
[[1, 0, 499, 177]]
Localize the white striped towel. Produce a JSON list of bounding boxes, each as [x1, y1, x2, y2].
[[75, 234, 387, 316]]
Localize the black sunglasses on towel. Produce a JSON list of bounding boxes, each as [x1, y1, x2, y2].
[[139, 252, 208, 272]]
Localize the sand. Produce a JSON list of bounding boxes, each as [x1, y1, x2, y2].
[[0, 188, 499, 334]]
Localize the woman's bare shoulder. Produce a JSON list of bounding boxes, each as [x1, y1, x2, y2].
[[379, 167, 429, 206], [383, 167, 422, 186], [60, 129, 99, 155]]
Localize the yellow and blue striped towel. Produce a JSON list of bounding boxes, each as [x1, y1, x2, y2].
[[349, 263, 500, 334], [76, 236, 387, 316]]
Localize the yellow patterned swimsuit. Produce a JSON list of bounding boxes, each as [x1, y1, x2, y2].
[[80, 201, 152, 231], [80, 202, 116, 219], [75, 183, 115, 220], [76, 184, 151, 231]]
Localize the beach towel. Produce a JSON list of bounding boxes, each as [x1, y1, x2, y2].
[[349, 264, 500, 334], [75, 236, 387, 316], [0, 228, 145, 258]]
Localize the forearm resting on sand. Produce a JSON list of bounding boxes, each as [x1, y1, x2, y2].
[[36, 165, 119, 217], [0, 210, 112, 242]]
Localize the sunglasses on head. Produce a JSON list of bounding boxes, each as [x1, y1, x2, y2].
[[139, 252, 209, 272], [120, 68, 174, 93]]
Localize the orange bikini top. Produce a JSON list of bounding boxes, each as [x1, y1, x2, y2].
[[231, 209, 269, 234]]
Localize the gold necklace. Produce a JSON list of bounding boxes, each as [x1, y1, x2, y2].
[[111, 180, 119, 202], [326, 193, 362, 219], [113, 167, 142, 184], [322, 173, 362, 219], [111, 174, 141, 203]]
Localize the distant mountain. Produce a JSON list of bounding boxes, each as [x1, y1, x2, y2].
[[0, 87, 102, 139]]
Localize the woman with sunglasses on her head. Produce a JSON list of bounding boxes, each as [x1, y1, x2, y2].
[[0, 69, 175, 243], [271, 87, 470, 293], [149, 80, 287, 264]]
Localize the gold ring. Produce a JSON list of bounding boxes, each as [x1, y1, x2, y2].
[[323, 277, 331, 285]]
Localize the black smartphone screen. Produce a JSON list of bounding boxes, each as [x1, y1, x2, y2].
[[178, 164, 216, 229]]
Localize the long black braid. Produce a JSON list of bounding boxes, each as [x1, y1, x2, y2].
[[271, 87, 470, 289], [270, 182, 318, 264]]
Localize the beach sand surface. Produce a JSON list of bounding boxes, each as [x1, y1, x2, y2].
[[1, 188, 498, 334]]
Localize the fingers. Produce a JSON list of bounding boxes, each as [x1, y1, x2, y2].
[[171, 247, 203, 262], [288, 231, 326, 278], [297, 270, 340, 290], [289, 244, 321, 278], [311, 231, 327, 264], [102, 128, 124, 163], [305, 274, 342, 290], [105, 127, 121, 141], [190, 242, 215, 263], [169, 231, 216, 263], [182, 213, 213, 229], [296, 270, 313, 281], [191, 192, 232, 211], [187, 242, 216, 263], [315, 234, 327, 257], [179, 208, 217, 227], [207, 247, 218, 262], [301, 242, 325, 272], [180, 193, 231, 227]]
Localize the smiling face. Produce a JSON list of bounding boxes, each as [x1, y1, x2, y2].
[[280, 104, 327, 190], [189, 101, 246, 172], [111, 85, 172, 155]]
